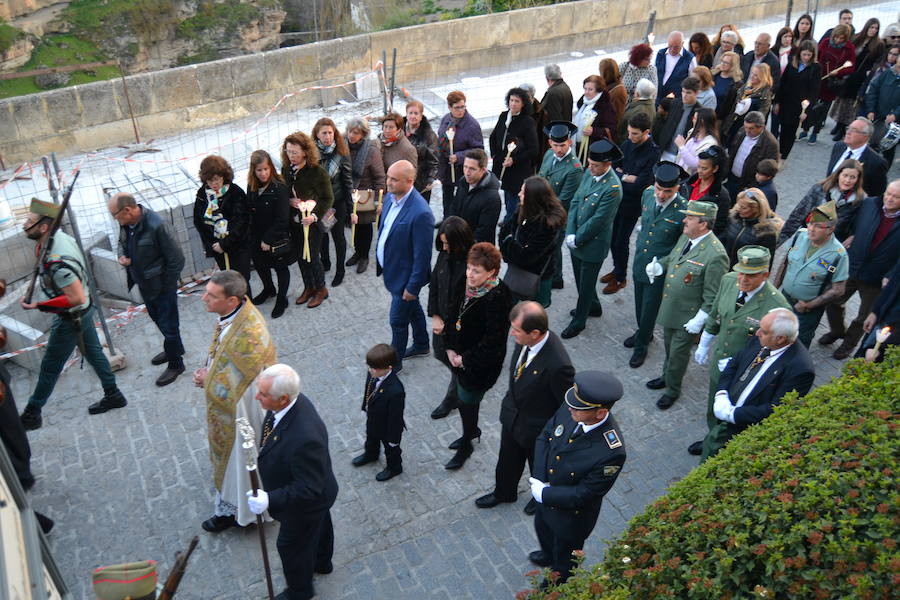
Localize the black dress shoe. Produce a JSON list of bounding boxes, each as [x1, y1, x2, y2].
[[252, 289, 276, 305], [20, 405, 43, 430], [528, 550, 552, 567], [35, 511, 54, 534], [356, 257, 369, 273], [271, 298, 288, 319], [376, 466, 402, 481], [351, 453, 378, 467], [88, 388, 127, 414], [656, 394, 677, 410], [322, 258, 332, 272], [156, 364, 185, 387], [345, 253, 359, 267], [431, 396, 457, 419], [444, 442, 473, 470], [403, 346, 430, 359], [474, 493, 514, 508], [551, 281, 564, 289], [568, 307, 602, 317], [646, 377, 666, 390], [523, 498, 538, 515], [629, 352, 646, 368], [314, 562, 334, 575], [151, 351, 169, 366], [687, 440, 704, 455], [623, 333, 636, 348], [202, 514, 238, 533], [331, 270, 344, 287], [560, 324, 584, 339]]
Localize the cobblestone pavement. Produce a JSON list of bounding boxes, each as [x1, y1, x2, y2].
[[9, 111, 898, 600]]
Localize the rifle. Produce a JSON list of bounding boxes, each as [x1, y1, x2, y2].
[[157, 536, 199, 600], [23, 167, 81, 304]]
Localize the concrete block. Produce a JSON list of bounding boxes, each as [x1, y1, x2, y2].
[[319, 36, 371, 80], [0, 314, 46, 372], [9, 94, 53, 139], [195, 60, 235, 103], [43, 88, 82, 134], [114, 72, 155, 118], [264, 48, 295, 87], [231, 54, 268, 98], [290, 44, 322, 86], [76, 82, 124, 128], [150, 66, 203, 112], [0, 102, 20, 144], [89, 247, 133, 301]]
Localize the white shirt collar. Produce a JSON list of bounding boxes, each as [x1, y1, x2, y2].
[[742, 279, 768, 301], [518, 332, 550, 366], [579, 412, 610, 434], [688, 230, 713, 244], [272, 396, 297, 429], [555, 148, 572, 162]]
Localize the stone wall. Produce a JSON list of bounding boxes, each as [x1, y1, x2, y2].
[[0, 0, 850, 164]]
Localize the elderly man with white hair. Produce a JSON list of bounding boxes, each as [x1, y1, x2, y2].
[[700, 308, 815, 460], [655, 30, 698, 102], [712, 30, 739, 67], [247, 363, 339, 600], [740, 32, 781, 92]]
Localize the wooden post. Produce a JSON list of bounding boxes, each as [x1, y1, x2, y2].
[[118, 63, 141, 145]]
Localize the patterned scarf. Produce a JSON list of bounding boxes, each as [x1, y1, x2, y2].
[[465, 275, 500, 300], [316, 140, 340, 178]]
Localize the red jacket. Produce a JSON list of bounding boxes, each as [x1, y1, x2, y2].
[[817, 37, 856, 102]]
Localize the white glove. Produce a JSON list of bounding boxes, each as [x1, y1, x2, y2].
[[565, 234, 576, 249], [528, 477, 548, 503], [694, 330, 716, 365], [684, 309, 709, 334], [645, 256, 663, 283], [246, 489, 269, 514], [717, 357, 731, 372], [735, 98, 751, 116], [713, 393, 735, 423]]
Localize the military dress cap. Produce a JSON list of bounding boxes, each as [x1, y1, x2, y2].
[[732, 245, 771, 274], [565, 370, 623, 410], [679, 200, 718, 220], [544, 120, 578, 141], [653, 161, 689, 187], [588, 139, 623, 163], [808, 199, 838, 223], [29, 198, 60, 219], [92, 560, 158, 600]]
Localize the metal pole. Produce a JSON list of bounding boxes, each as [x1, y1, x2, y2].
[[50, 154, 117, 356], [118, 64, 142, 145], [645, 11, 656, 44], [381, 49, 388, 115], [812, 0, 820, 39], [785, 0, 793, 27], [389, 48, 397, 109]]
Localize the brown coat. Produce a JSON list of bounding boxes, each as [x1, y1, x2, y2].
[[607, 82, 628, 141], [378, 135, 418, 172]]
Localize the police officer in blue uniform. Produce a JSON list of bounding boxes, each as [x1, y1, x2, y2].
[[527, 370, 627, 584]]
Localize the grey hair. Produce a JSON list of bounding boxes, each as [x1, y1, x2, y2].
[[519, 82, 536, 99], [544, 63, 562, 80], [345, 116, 370, 137], [260, 363, 301, 401], [757, 32, 772, 44], [745, 111, 766, 126], [668, 31, 684, 41], [111, 192, 137, 210], [635, 78, 657, 99], [852, 116, 874, 138], [210, 270, 248, 299], [721, 31, 738, 43], [767, 308, 799, 342], [698, 215, 716, 229]]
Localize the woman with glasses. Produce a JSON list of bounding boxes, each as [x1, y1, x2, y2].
[[774, 40, 821, 160], [679, 145, 731, 237], [712, 24, 745, 58], [711, 51, 744, 124], [436, 91, 484, 225], [723, 188, 782, 267]]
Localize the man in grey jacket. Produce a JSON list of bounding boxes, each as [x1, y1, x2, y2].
[[109, 193, 186, 386]]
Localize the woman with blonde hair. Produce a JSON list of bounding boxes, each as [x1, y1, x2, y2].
[[711, 51, 743, 123], [722, 63, 773, 142], [693, 66, 717, 109], [723, 187, 783, 267]]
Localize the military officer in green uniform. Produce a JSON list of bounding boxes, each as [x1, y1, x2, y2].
[[775, 200, 849, 348], [18, 199, 127, 431], [687, 245, 790, 455], [626, 161, 689, 368], [562, 140, 623, 339], [538, 121, 583, 290], [646, 201, 728, 409]]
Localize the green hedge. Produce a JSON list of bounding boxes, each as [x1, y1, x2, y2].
[[523, 348, 899, 600]]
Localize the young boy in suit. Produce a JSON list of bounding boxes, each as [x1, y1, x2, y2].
[[352, 343, 406, 481]]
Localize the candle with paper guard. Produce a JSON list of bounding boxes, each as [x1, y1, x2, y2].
[[375, 189, 384, 230], [351, 189, 360, 246], [579, 110, 597, 164], [499, 140, 517, 180], [447, 127, 456, 184], [301, 200, 316, 262], [872, 326, 892, 354]]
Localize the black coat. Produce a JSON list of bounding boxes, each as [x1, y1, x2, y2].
[[444, 282, 514, 393], [827, 143, 888, 197], [427, 251, 467, 321], [451, 171, 502, 244], [119, 205, 185, 301], [362, 371, 405, 444], [257, 395, 339, 521], [248, 180, 296, 267], [541, 79, 574, 122], [533, 405, 626, 541], [656, 99, 700, 155], [614, 137, 660, 213], [722, 214, 779, 267], [871, 258, 900, 326], [499, 332, 574, 448], [848, 195, 900, 284], [317, 146, 353, 221], [498, 216, 559, 278], [714, 76, 744, 124], [0, 364, 33, 488], [193, 183, 252, 257], [407, 118, 439, 192], [717, 337, 815, 438], [489, 110, 538, 193], [774, 62, 821, 121], [680, 174, 732, 238]]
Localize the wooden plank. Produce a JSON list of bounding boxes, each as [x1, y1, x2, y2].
[[0, 61, 117, 81]]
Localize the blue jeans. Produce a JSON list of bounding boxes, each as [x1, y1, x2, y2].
[[144, 289, 184, 368], [389, 293, 428, 368], [503, 190, 519, 223]]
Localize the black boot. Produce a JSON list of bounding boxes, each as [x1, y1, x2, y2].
[[431, 376, 459, 419], [252, 288, 276, 305], [88, 387, 127, 415], [331, 269, 344, 287], [446, 403, 478, 469], [272, 296, 288, 319]]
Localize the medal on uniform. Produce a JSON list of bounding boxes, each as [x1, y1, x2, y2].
[[605, 429, 622, 449], [554, 424, 564, 437], [683, 271, 693, 284]]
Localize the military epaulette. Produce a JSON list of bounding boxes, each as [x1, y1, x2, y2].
[[573, 162, 582, 168], [611, 184, 620, 188]]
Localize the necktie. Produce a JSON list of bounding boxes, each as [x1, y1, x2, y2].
[[654, 203, 662, 218], [207, 321, 225, 359], [731, 347, 772, 399], [679, 240, 693, 259], [844, 149, 853, 162], [735, 291, 748, 312], [260, 411, 275, 447], [515, 347, 530, 380], [571, 423, 583, 440]]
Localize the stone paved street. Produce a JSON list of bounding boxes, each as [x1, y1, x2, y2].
[[8, 90, 899, 600]]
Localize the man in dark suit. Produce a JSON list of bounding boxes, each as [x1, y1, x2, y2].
[[248, 364, 339, 600], [701, 308, 815, 460], [739, 33, 781, 92], [827, 117, 889, 197], [655, 31, 697, 103], [528, 370, 627, 584], [474, 302, 575, 515], [541, 64, 574, 122], [376, 160, 436, 370]]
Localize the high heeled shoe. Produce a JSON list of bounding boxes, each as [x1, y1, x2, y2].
[[448, 427, 481, 450], [445, 440, 473, 470]]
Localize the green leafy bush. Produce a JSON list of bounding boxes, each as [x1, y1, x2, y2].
[[524, 348, 899, 599], [0, 21, 26, 54]]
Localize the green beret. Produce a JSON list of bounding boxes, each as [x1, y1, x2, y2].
[[732, 245, 771, 274], [92, 561, 157, 600], [29, 198, 60, 219]]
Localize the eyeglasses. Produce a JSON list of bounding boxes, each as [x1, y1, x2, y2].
[[846, 127, 867, 134], [450, 104, 466, 110]]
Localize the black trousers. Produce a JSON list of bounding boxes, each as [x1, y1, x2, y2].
[[363, 437, 402, 469], [256, 265, 291, 300], [778, 108, 803, 159], [0, 367, 34, 489], [296, 226, 325, 289], [320, 223, 347, 273], [609, 204, 641, 282], [353, 223, 374, 257], [535, 508, 584, 583], [441, 182, 457, 220], [276, 509, 334, 600], [493, 427, 535, 501], [213, 250, 252, 296]]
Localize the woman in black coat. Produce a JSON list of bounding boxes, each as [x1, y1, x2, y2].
[[722, 188, 783, 267], [314, 118, 353, 288], [499, 176, 567, 308], [489, 87, 538, 225], [680, 145, 731, 238], [193, 154, 253, 294], [773, 40, 821, 159], [427, 216, 475, 421], [247, 150, 295, 318], [404, 100, 439, 201], [443, 242, 514, 470]]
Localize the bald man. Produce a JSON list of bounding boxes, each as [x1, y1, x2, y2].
[[376, 160, 435, 370], [655, 31, 697, 103]]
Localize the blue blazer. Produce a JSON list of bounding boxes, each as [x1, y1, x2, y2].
[[377, 187, 435, 296], [848, 196, 900, 284]]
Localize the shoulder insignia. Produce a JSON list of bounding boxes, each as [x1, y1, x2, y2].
[[603, 465, 620, 476], [611, 184, 620, 188], [554, 424, 564, 437], [573, 162, 582, 168], [604, 429, 623, 449]]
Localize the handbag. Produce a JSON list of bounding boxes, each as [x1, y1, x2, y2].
[[318, 208, 337, 232], [355, 189, 376, 213], [503, 251, 553, 298], [268, 238, 293, 257]]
